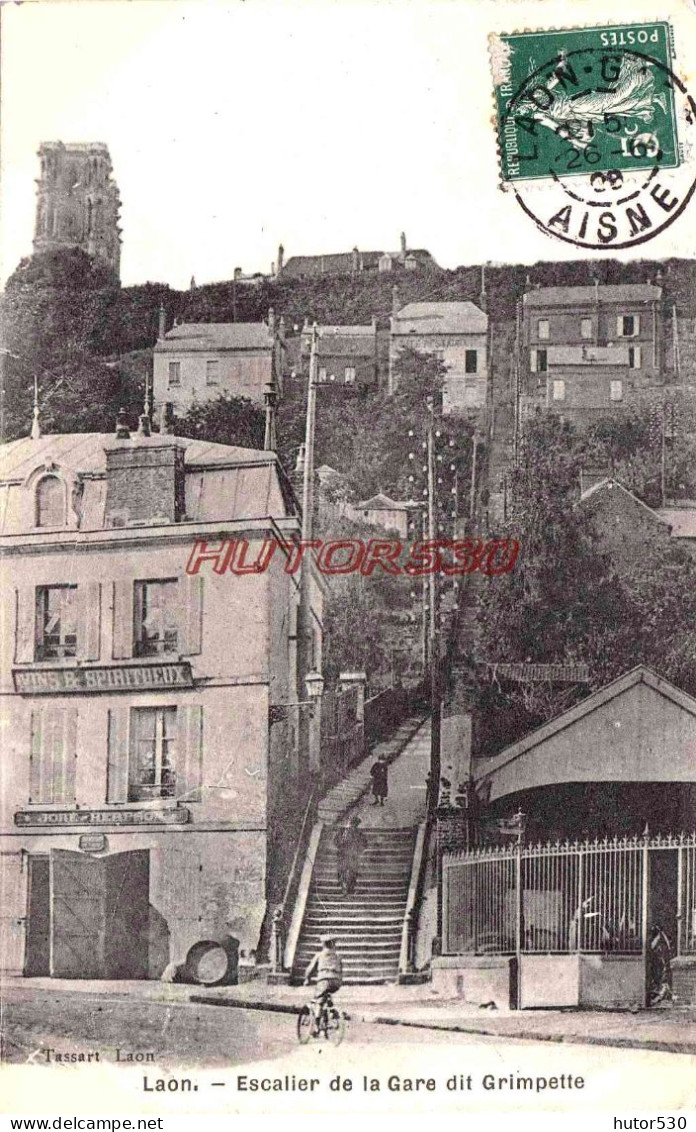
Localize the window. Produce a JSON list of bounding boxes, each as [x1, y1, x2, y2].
[[168, 361, 181, 387], [205, 360, 219, 386], [35, 585, 78, 660], [344, 366, 356, 385], [318, 367, 327, 383], [610, 380, 624, 402], [530, 348, 548, 374], [538, 319, 550, 340], [465, 350, 478, 374], [581, 318, 592, 339], [552, 380, 565, 401], [134, 580, 179, 657], [129, 706, 177, 801], [35, 476, 64, 528], [618, 315, 639, 337], [629, 346, 642, 369]]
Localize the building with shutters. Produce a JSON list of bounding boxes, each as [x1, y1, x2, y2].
[[0, 424, 324, 981], [152, 313, 287, 419], [520, 283, 665, 425], [389, 301, 489, 414]]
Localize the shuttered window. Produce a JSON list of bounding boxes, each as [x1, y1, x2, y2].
[[134, 579, 178, 657], [29, 705, 78, 804], [129, 706, 177, 801], [35, 586, 78, 660], [107, 704, 202, 805]]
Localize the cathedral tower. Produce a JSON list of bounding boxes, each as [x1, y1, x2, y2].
[[33, 142, 121, 277]]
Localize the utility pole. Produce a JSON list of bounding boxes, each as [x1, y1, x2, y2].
[[301, 326, 318, 542], [426, 396, 441, 808], [469, 432, 478, 518], [297, 326, 320, 779]]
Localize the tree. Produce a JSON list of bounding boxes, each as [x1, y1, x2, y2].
[[172, 392, 265, 449], [473, 412, 696, 755]]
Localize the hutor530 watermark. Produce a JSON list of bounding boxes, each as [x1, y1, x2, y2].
[[185, 537, 520, 578]]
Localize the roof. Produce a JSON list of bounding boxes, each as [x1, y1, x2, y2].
[[0, 432, 270, 483], [392, 301, 488, 335], [155, 322, 274, 352], [475, 666, 696, 794], [0, 432, 291, 535], [523, 284, 662, 307], [655, 507, 696, 538], [356, 492, 412, 511], [298, 324, 377, 361], [281, 248, 437, 278], [578, 478, 670, 526]]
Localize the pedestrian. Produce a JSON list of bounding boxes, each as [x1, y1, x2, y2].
[[334, 814, 366, 894], [370, 753, 389, 807]]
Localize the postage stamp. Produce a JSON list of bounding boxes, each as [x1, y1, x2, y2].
[[490, 21, 696, 248]]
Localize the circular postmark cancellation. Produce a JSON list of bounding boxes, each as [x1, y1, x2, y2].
[[491, 23, 696, 248]]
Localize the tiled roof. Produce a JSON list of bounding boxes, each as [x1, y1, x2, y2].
[[392, 301, 488, 334], [155, 322, 274, 352], [357, 492, 411, 510], [523, 284, 662, 307], [0, 432, 270, 483]]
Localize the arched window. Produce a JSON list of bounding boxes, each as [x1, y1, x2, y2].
[[35, 476, 65, 528]]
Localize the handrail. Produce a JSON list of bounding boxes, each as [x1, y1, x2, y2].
[[281, 788, 317, 917], [399, 815, 433, 976], [269, 788, 318, 975]]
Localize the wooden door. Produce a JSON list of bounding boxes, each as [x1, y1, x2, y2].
[[104, 850, 150, 979], [50, 850, 106, 978], [25, 856, 50, 977], [0, 852, 28, 975]]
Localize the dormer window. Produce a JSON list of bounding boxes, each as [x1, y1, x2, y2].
[[35, 475, 65, 528]]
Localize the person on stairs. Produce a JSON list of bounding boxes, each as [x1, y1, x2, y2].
[[334, 813, 366, 895], [370, 753, 389, 807]]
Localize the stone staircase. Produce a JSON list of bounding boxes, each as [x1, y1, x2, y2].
[[291, 826, 417, 985], [317, 715, 426, 824]]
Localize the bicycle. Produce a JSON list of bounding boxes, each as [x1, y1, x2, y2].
[[297, 993, 347, 1045]]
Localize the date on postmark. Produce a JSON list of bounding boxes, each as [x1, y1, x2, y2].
[[490, 22, 696, 248]]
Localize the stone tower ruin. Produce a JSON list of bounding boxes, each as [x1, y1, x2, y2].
[[33, 142, 121, 277]]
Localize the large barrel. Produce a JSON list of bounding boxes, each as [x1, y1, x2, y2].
[[184, 936, 239, 986]]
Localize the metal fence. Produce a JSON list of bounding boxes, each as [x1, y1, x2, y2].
[[320, 684, 364, 783], [443, 832, 696, 957]]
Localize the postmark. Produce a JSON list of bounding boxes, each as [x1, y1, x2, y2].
[[491, 22, 696, 248]]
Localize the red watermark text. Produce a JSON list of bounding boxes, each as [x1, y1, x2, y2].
[[185, 537, 519, 577]]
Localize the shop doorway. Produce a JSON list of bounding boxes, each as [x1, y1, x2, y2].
[[24, 849, 150, 979]]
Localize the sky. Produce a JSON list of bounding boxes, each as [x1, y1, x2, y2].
[[1, 0, 695, 288]]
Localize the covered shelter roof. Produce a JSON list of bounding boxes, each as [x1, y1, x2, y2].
[[475, 667, 696, 804]]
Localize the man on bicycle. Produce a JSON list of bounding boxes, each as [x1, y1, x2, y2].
[[304, 934, 343, 1027]]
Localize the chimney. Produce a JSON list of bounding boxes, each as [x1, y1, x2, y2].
[[277, 244, 284, 274], [158, 305, 166, 340], [268, 307, 275, 334], [352, 246, 359, 276], [392, 285, 400, 317], [190, 275, 196, 291], [105, 439, 186, 527], [400, 231, 407, 257], [115, 407, 130, 440]]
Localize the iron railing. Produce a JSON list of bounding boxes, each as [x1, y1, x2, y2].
[[442, 831, 696, 958]]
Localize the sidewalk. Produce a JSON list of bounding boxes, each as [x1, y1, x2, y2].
[[5, 975, 695, 1056]]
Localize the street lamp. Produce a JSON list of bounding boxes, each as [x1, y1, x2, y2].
[[304, 670, 325, 714]]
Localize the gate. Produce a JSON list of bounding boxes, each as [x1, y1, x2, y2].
[[50, 849, 149, 979]]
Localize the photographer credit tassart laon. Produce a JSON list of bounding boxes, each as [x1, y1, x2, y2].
[[185, 536, 519, 577]]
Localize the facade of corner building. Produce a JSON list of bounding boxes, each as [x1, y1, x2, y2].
[[298, 321, 379, 391], [520, 283, 666, 424], [0, 426, 324, 981], [389, 301, 489, 414], [152, 315, 286, 418]]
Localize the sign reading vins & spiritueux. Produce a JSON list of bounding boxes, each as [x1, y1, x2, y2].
[[12, 662, 194, 695]]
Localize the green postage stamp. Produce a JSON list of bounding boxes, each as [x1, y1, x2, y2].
[[492, 22, 679, 182], [490, 20, 696, 249]]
